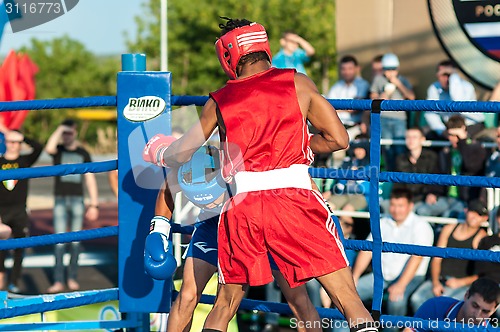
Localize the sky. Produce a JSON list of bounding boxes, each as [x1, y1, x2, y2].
[[0, 0, 144, 56]]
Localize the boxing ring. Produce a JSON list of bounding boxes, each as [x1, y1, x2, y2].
[[0, 53, 498, 331]]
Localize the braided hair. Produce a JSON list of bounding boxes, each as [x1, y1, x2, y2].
[[218, 16, 270, 75], [218, 17, 252, 36]]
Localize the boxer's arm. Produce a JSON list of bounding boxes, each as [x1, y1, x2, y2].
[[144, 169, 180, 280], [163, 99, 218, 167], [155, 168, 181, 219], [295, 73, 349, 154]]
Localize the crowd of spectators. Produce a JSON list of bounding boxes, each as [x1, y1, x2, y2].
[[318, 52, 500, 221], [250, 33, 500, 326], [312, 51, 500, 323], [0, 118, 100, 295], [0, 37, 499, 328]]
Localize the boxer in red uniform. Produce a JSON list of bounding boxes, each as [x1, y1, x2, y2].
[[144, 18, 377, 332]]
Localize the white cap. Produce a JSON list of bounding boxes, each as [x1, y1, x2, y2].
[[381, 53, 400, 69]]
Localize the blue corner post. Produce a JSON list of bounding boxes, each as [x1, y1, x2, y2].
[[369, 100, 384, 321], [117, 54, 173, 323]]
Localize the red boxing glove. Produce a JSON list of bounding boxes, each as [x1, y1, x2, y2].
[[143, 134, 177, 167]]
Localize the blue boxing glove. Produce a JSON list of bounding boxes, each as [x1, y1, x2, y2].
[[144, 216, 177, 280]]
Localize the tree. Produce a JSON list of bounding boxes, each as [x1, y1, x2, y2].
[[19, 36, 119, 145], [127, 0, 337, 96]]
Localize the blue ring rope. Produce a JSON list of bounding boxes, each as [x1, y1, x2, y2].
[[171, 96, 500, 114], [309, 168, 500, 188], [0, 160, 117, 181], [4, 221, 490, 264], [4, 161, 499, 209], [0, 225, 195, 251], [0, 227, 118, 250], [1, 95, 500, 328], [0, 289, 118, 319], [1, 96, 499, 113], [168, 95, 500, 113], [346, 240, 500, 262], [0, 96, 117, 111]]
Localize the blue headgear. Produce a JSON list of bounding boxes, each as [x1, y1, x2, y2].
[[178, 146, 226, 207]]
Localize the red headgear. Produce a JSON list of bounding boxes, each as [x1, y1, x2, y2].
[[215, 22, 272, 79]]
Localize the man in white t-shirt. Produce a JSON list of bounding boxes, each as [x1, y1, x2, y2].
[[351, 188, 434, 318], [327, 55, 369, 134]]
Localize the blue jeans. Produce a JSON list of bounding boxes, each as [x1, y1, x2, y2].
[[410, 279, 468, 313], [265, 281, 281, 325], [53, 196, 84, 283], [306, 278, 322, 308], [265, 278, 323, 326], [265, 278, 323, 325], [357, 273, 424, 316], [333, 273, 424, 332]]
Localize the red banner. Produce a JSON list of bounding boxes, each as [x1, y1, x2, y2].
[[0, 50, 38, 130]]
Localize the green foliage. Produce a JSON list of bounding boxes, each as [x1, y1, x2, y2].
[[127, 0, 337, 96], [18, 36, 119, 146], [13, 1, 337, 147]]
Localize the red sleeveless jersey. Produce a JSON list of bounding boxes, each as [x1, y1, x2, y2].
[[210, 68, 314, 181]]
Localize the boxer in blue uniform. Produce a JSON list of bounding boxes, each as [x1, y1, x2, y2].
[[406, 278, 500, 331], [144, 145, 321, 332]]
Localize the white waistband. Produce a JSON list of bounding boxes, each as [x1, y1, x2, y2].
[[234, 164, 312, 194]]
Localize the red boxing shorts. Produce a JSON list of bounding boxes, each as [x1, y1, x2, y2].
[[217, 166, 348, 288]]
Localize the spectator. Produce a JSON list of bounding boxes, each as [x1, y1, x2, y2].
[[326, 139, 370, 223], [485, 126, 500, 178], [326, 55, 370, 139], [405, 278, 500, 331], [476, 208, 500, 284], [438, 115, 487, 217], [424, 60, 483, 139], [370, 53, 415, 171], [351, 188, 434, 319], [45, 119, 99, 293], [0, 130, 42, 293], [370, 54, 384, 81], [308, 125, 335, 195], [272, 31, 315, 75], [359, 54, 384, 136], [410, 200, 488, 313], [389, 127, 446, 216]]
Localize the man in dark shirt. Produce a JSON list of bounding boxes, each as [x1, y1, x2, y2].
[[439, 115, 487, 218], [45, 119, 99, 293], [0, 130, 42, 292], [392, 127, 446, 216], [405, 278, 500, 332]]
